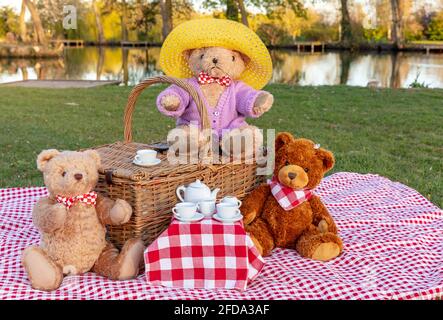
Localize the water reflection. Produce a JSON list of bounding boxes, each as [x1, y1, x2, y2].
[[1, 47, 442, 88]]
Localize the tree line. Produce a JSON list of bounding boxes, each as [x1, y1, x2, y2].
[[0, 0, 443, 48]]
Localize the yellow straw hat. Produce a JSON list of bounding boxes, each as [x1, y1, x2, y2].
[[159, 18, 273, 90]]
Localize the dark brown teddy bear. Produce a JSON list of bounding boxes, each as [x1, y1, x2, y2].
[[241, 132, 343, 261]]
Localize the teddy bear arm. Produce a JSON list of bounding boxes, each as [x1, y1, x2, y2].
[[309, 195, 338, 234], [96, 194, 133, 226], [241, 184, 271, 225], [252, 92, 274, 116], [157, 85, 190, 117], [95, 194, 115, 225], [32, 197, 67, 233], [235, 82, 271, 118]]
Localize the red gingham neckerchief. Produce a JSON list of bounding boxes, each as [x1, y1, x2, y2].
[[56, 191, 97, 209], [268, 177, 313, 211], [197, 71, 232, 87]]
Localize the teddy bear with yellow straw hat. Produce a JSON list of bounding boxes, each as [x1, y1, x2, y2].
[[156, 18, 274, 159]]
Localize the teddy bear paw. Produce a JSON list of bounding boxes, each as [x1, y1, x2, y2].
[[242, 210, 257, 225], [117, 238, 145, 280], [249, 234, 264, 256], [22, 246, 63, 291], [311, 242, 340, 261], [51, 203, 68, 226], [253, 92, 274, 115], [110, 199, 133, 225], [161, 94, 181, 111], [318, 219, 329, 233]]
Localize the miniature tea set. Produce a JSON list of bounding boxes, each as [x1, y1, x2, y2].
[[133, 149, 161, 167], [174, 180, 243, 223]]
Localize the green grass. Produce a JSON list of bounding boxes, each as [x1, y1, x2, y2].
[[0, 84, 442, 208]]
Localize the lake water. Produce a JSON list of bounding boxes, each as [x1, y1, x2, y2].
[[1, 47, 443, 88]]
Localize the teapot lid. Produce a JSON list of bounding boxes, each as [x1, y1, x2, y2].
[[188, 179, 207, 189]]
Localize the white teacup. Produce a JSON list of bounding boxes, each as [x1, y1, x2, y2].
[[221, 196, 242, 208], [216, 203, 240, 219], [135, 149, 157, 164], [172, 202, 197, 219], [198, 200, 216, 217]]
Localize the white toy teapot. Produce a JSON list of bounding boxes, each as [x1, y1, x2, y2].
[[176, 180, 220, 203]]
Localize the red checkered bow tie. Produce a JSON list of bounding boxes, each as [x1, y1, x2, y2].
[[56, 191, 97, 209], [197, 71, 232, 87], [268, 177, 313, 211]]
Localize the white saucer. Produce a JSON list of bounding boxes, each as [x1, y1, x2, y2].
[[212, 213, 243, 223], [174, 212, 205, 222], [133, 158, 161, 167]]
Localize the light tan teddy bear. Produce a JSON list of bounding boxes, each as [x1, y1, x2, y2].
[[22, 149, 145, 291]]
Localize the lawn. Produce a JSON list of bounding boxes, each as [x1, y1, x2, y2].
[[0, 84, 442, 208]]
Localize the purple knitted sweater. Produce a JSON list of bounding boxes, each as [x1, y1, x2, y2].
[[156, 77, 265, 137]]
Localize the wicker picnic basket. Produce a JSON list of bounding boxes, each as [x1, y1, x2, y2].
[[92, 76, 265, 248]]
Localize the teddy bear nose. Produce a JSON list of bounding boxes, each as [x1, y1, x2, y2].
[[288, 172, 297, 180], [74, 173, 83, 181], [212, 58, 218, 64]]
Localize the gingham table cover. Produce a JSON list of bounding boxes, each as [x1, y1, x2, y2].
[[1, 172, 442, 300], [144, 218, 264, 291]]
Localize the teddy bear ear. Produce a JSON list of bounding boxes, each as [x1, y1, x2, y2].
[[83, 150, 101, 168], [36, 149, 60, 172], [275, 132, 295, 152], [236, 51, 250, 65], [316, 148, 335, 172], [183, 49, 194, 61]]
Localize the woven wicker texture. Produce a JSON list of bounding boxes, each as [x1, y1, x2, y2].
[[159, 18, 273, 90], [93, 76, 265, 248]]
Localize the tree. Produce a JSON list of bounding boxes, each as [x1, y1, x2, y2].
[[102, 0, 133, 41], [160, 0, 172, 40], [92, 0, 104, 43], [121, 0, 129, 41], [226, 0, 239, 21], [19, 1, 28, 42], [427, 12, 443, 40], [249, 0, 306, 19], [256, 23, 290, 46], [237, 0, 249, 26], [390, 0, 403, 48], [339, 0, 353, 46], [0, 6, 19, 39], [204, 0, 305, 27], [133, 0, 159, 40], [23, 0, 47, 45]]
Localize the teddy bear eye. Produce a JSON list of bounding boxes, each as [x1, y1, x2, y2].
[[285, 161, 290, 166], [200, 54, 204, 59], [232, 55, 235, 61], [304, 168, 309, 173], [62, 171, 66, 177]]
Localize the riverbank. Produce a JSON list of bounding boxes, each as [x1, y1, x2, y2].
[[0, 43, 63, 58], [0, 84, 441, 207], [14, 39, 443, 54]]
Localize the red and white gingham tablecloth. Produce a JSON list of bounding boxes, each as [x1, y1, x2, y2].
[[0, 172, 442, 300], [144, 218, 264, 291]]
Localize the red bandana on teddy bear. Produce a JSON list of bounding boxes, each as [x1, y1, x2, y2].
[[268, 177, 313, 211], [56, 191, 98, 209], [198, 71, 232, 87]]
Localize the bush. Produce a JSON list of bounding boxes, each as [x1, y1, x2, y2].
[[427, 12, 443, 41], [364, 27, 388, 42], [256, 23, 292, 46], [0, 6, 18, 39]]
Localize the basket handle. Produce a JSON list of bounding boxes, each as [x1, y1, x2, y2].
[[123, 75, 211, 144]]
